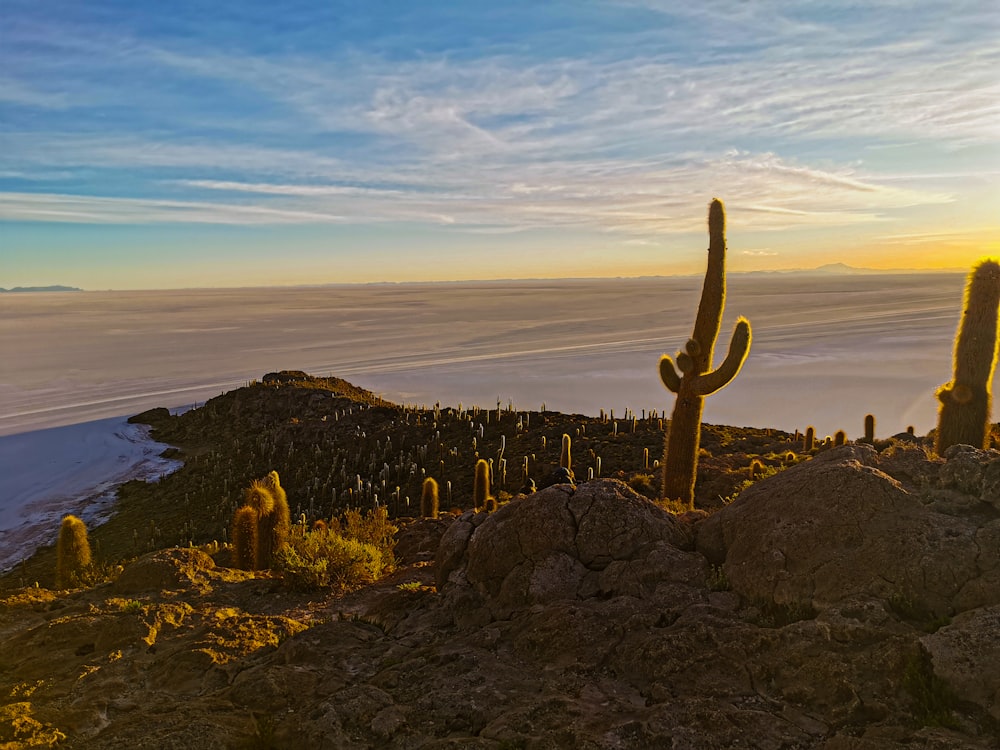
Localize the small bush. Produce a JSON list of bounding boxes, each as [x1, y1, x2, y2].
[[331, 506, 397, 551], [902, 649, 959, 728], [628, 473, 659, 500], [276, 507, 397, 592], [707, 565, 730, 591]]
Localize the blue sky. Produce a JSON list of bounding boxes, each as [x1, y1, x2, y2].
[[1, 0, 997, 289]]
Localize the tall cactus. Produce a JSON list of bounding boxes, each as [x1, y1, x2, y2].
[[659, 199, 752, 508], [936, 260, 1000, 453]]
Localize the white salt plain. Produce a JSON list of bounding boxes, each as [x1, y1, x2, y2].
[[0, 273, 974, 569], [0, 418, 182, 571]]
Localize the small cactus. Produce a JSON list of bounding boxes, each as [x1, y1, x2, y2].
[[231, 506, 258, 571], [421, 477, 439, 519], [834, 430, 847, 447], [936, 260, 1000, 453], [560, 434, 572, 472], [749, 459, 764, 480], [863, 414, 875, 444], [473, 459, 491, 512], [804, 426, 815, 452], [56, 515, 91, 587], [659, 199, 752, 509]]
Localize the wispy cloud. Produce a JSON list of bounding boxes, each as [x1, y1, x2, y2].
[[0, 0, 995, 263], [0, 193, 345, 225]]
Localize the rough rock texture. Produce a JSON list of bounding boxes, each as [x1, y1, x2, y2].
[[922, 605, 1000, 722], [697, 444, 1000, 618], [3, 458, 999, 749], [437, 480, 695, 618]]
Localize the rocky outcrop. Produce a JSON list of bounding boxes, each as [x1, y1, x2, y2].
[[436, 480, 697, 618], [697, 444, 1000, 619], [4, 451, 1000, 749]]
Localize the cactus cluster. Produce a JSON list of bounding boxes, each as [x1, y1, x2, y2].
[[659, 199, 752, 509], [231, 471, 291, 570]]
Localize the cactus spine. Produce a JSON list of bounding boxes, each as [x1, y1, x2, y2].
[[421, 477, 439, 519], [560, 433, 572, 472], [659, 199, 752, 508], [56, 515, 91, 587], [473, 459, 490, 511], [231, 506, 258, 571], [936, 260, 1000, 453], [244, 481, 276, 570], [262, 470, 291, 561]]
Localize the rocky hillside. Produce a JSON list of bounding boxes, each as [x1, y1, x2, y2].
[[2, 440, 999, 748], [4, 371, 797, 591]]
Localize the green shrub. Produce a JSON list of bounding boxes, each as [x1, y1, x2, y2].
[[276, 529, 390, 592], [276, 507, 397, 591], [627, 473, 659, 500], [331, 505, 397, 551]]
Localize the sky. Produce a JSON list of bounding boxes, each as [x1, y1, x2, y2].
[[1, 0, 998, 290]]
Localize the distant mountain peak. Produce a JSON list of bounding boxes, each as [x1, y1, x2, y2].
[[0, 285, 83, 293], [813, 262, 862, 274]]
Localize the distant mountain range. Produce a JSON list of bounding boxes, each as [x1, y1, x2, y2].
[[0, 285, 82, 293], [738, 263, 958, 277]]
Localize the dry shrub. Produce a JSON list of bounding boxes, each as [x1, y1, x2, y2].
[[275, 507, 396, 591]]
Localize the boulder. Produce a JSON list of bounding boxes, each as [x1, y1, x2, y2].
[[436, 479, 694, 618], [696, 445, 1000, 617]]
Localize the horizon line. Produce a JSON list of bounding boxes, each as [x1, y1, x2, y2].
[[0, 264, 971, 293]]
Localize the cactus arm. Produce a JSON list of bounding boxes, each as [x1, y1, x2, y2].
[[659, 355, 681, 393], [692, 317, 752, 396]]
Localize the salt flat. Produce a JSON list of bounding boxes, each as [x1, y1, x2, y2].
[[0, 418, 181, 572], [0, 273, 968, 439]]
